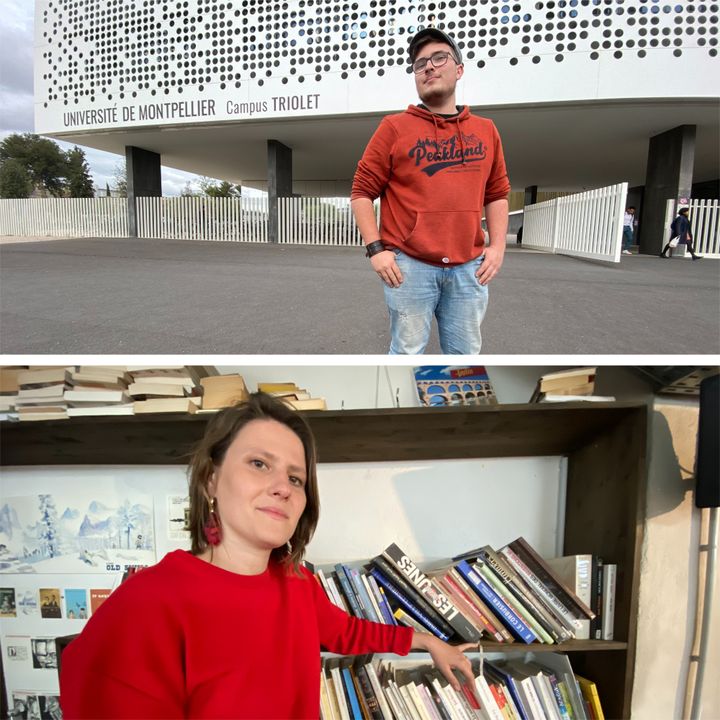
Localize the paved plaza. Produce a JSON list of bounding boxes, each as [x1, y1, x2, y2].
[[1, 237, 718, 354]]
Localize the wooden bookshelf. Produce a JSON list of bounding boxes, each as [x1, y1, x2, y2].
[[0, 401, 647, 718]]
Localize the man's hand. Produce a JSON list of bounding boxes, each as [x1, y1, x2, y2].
[[411, 632, 477, 694], [371, 250, 403, 288], [475, 244, 504, 286]]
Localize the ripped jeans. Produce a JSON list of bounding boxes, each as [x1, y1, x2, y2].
[[383, 250, 489, 355]]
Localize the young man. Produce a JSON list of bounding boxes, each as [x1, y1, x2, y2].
[[351, 28, 510, 354], [622, 206, 636, 255]]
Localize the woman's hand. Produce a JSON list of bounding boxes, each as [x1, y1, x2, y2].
[[410, 632, 477, 693]]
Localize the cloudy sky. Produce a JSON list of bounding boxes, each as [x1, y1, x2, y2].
[[0, 2, 227, 196]]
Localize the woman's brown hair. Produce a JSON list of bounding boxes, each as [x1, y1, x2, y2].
[[187, 392, 320, 572]]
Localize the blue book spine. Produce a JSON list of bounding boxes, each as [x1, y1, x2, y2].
[[348, 567, 380, 622], [342, 667, 364, 720], [369, 567, 451, 641], [547, 673, 571, 720], [334, 563, 365, 619], [368, 574, 397, 625], [455, 560, 536, 643]]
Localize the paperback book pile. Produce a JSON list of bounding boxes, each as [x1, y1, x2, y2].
[[15, 367, 74, 421], [128, 366, 216, 414], [64, 367, 134, 417], [0, 366, 24, 421], [414, 366, 497, 407], [314, 539, 616, 648], [529, 368, 614, 403], [200, 374, 250, 410], [257, 382, 327, 410], [319, 652, 605, 720]]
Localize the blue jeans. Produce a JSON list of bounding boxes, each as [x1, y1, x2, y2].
[[383, 250, 489, 354], [622, 227, 633, 250]]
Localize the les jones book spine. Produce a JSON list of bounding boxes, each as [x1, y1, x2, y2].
[[455, 560, 536, 644], [382, 543, 482, 642], [368, 567, 451, 641]]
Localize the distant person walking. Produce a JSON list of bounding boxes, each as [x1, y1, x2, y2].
[[660, 207, 703, 260], [622, 207, 636, 255]]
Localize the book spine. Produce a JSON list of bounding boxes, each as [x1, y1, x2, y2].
[[348, 567, 378, 622], [446, 569, 511, 642], [367, 574, 397, 625], [510, 538, 594, 619], [479, 548, 570, 643], [365, 662, 395, 720], [474, 559, 554, 644], [356, 665, 384, 720], [351, 666, 375, 720], [421, 675, 453, 720], [334, 564, 366, 619], [382, 543, 481, 642], [372, 556, 455, 638], [393, 608, 429, 634], [499, 546, 581, 634], [342, 667, 365, 720], [328, 573, 351, 614], [593, 559, 604, 640], [435, 574, 501, 642], [331, 666, 352, 720], [455, 561, 536, 644], [601, 564, 616, 641], [369, 568, 451, 641], [548, 674, 572, 720]]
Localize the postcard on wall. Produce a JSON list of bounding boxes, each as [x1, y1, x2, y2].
[[64, 588, 89, 619], [38, 588, 62, 619], [90, 588, 111, 615], [167, 494, 191, 541], [5, 636, 31, 663], [30, 637, 58, 669], [414, 366, 497, 407], [0, 587, 17, 617], [0, 483, 156, 574], [11, 692, 40, 719], [16, 589, 39, 617]]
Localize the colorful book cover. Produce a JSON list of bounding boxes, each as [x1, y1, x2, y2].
[[90, 588, 111, 615], [414, 366, 497, 407], [0, 587, 17, 617], [39, 588, 62, 619], [64, 588, 88, 619]]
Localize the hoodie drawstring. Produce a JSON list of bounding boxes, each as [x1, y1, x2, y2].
[[455, 117, 466, 164]]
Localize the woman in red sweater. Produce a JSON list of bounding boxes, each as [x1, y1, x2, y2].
[[60, 392, 476, 718]]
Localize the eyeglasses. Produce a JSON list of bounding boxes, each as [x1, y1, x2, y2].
[[412, 50, 457, 74]]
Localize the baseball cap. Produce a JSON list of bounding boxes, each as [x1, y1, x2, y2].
[[408, 28, 463, 64]]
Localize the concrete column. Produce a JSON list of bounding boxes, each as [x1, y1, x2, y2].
[[524, 185, 538, 206], [267, 139, 293, 244], [126, 146, 162, 238], [638, 125, 695, 255]]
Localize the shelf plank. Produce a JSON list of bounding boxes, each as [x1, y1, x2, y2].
[[0, 402, 644, 466]]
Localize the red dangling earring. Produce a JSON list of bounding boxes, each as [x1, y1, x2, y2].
[[203, 497, 222, 546]]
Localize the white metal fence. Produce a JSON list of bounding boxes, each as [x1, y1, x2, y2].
[[136, 196, 268, 242], [278, 196, 364, 245], [522, 183, 627, 263], [664, 198, 719, 258], [0, 198, 127, 237]]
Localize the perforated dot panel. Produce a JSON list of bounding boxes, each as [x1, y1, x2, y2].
[[36, 0, 717, 108]]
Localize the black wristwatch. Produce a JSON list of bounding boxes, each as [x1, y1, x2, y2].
[[365, 240, 387, 258]]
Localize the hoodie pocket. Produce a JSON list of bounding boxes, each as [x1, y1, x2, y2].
[[406, 210, 484, 264]]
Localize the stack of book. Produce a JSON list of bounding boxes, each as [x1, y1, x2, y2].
[[0, 366, 24, 421], [319, 652, 605, 720], [64, 367, 134, 417], [15, 367, 73, 421], [128, 366, 216, 414], [258, 382, 327, 410], [314, 539, 616, 647], [200, 374, 250, 410], [529, 368, 614, 403]]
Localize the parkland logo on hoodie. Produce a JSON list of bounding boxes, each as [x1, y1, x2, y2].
[[409, 134, 488, 177]]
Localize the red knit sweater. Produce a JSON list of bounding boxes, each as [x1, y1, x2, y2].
[[351, 104, 511, 266], [60, 550, 413, 718]]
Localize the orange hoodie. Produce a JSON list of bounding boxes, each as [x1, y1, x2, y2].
[[351, 104, 510, 267]]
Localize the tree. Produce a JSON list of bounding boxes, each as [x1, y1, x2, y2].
[[65, 146, 95, 197], [112, 160, 127, 197], [181, 180, 199, 197], [0, 133, 67, 196], [38, 494, 60, 559], [0, 158, 32, 198], [199, 177, 241, 197]]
